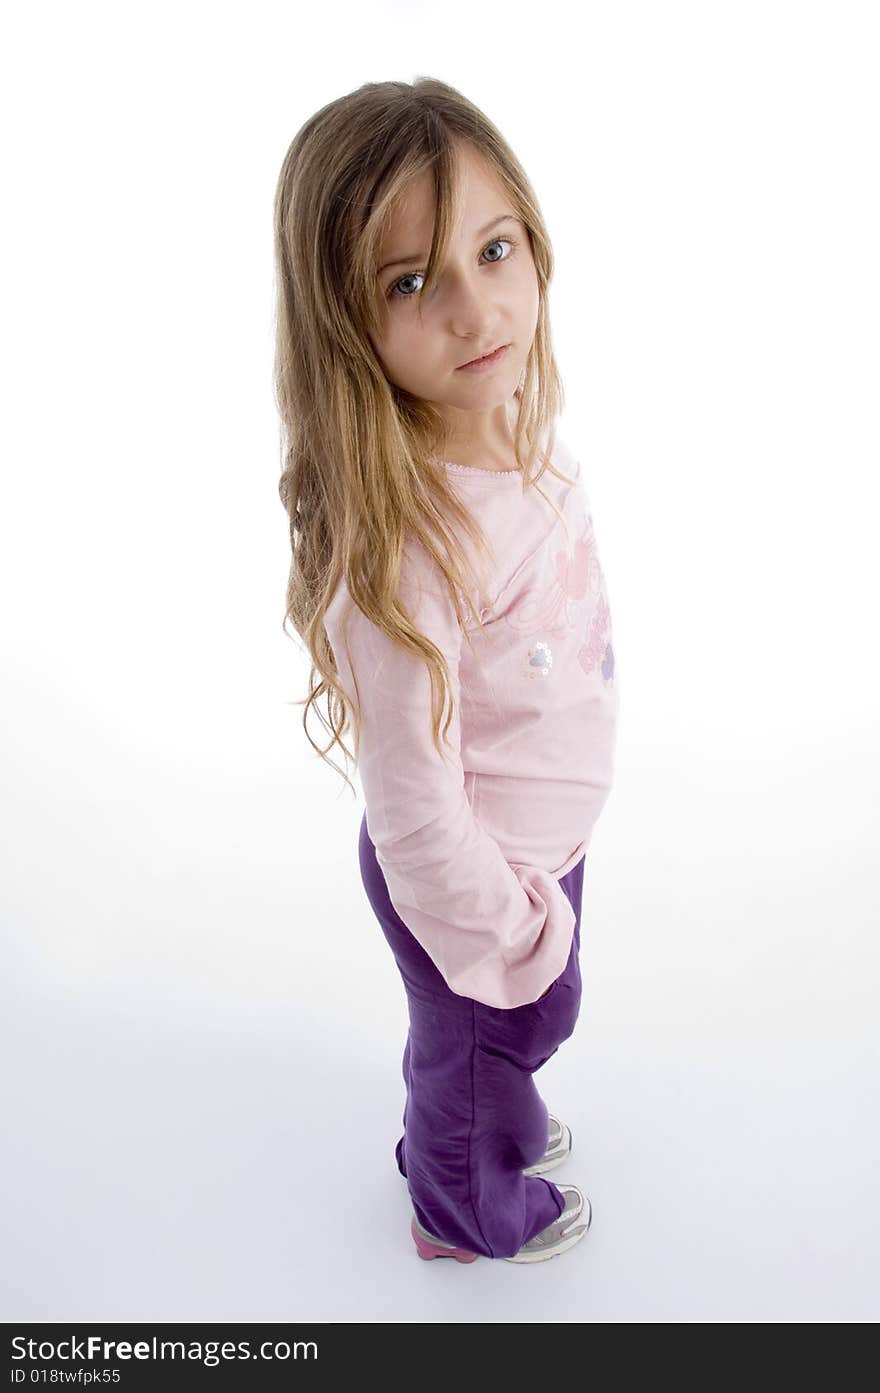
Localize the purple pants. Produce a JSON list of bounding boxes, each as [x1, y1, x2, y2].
[[358, 809, 586, 1260]]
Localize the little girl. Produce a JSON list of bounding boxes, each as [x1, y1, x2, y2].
[[272, 77, 619, 1264]]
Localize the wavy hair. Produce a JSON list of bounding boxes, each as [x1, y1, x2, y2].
[[272, 76, 574, 793]]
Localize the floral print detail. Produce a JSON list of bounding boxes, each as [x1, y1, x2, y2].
[[505, 502, 615, 687], [526, 640, 553, 678], [578, 588, 613, 681], [501, 529, 587, 638], [503, 511, 601, 639]]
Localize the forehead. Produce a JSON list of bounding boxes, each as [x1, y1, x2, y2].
[[380, 147, 507, 245]]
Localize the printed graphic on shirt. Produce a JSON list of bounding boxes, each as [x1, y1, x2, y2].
[[505, 505, 615, 687], [525, 639, 553, 679], [501, 523, 587, 637], [578, 588, 614, 682], [581, 513, 615, 685]]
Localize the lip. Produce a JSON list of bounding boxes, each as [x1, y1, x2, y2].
[[457, 343, 510, 371]]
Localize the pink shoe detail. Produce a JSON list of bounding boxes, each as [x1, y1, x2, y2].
[[410, 1216, 479, 1263]]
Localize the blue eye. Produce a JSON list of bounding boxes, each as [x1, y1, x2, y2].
[[387, 236, 517, 302]]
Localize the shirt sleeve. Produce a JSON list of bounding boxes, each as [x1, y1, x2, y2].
[[323, 542, 576, 1009]]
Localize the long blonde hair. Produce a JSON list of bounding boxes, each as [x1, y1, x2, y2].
[[273, 76, 574, 794]]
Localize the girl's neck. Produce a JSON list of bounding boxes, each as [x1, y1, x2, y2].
[[435, 397, 520, 472]]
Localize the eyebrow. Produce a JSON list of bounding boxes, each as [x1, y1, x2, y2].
[[377, 213, 520, 276]]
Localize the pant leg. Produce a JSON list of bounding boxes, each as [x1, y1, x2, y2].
[[359, 810, 586, 1260]]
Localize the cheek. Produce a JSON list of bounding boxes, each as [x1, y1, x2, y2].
[[371, 315, 408, 368], [374, 317, 434, 387], [518, 260, 539, 309], [386, 315, 428, 362], [517, 269, 540, 334]]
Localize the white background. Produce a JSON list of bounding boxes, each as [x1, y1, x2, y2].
[[1, 0, 878, 1322]]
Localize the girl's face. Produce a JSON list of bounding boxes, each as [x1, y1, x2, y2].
[[370, 144, 540, 436]]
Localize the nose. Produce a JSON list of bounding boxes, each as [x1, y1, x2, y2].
[[437, 263, 499, 339]]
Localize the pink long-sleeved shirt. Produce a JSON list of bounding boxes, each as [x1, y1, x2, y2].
[[323, 432, 619, 1009]]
